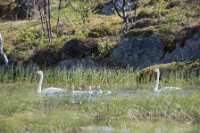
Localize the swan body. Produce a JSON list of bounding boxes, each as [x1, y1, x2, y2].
[[89, 86, 103, 94], [154, 68, 182, 94], [0, 33, 9, 67], [72, 85, 103, 95], [36, 71, 64, 96], [106, 90, 112, 95], [71, 86, 84, 95], [88, 86, 102, 101], [71, 85, 111, 103]]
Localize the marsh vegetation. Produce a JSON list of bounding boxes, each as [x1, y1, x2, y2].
[[0, 66, 200, 132]]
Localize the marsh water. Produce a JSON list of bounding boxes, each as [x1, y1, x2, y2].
[[1, 83, 200, 132], [81, 122, 200, 133], [71, 88, 200, 103], [0, 66, 200, 132], [70, 88, 200, 133]]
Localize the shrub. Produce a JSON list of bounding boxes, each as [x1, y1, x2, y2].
[[98, 40, 112, 56]]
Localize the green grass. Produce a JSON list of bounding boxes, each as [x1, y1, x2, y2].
[[0, 66, 200, 132], [0, 66, 137, 89], [0, 84, 200, 132]]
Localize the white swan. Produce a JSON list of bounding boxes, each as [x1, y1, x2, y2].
[[36, 71, 65, 96], [154, 68, 182, 94], [0, 33, 9, 67], [89, 85, 103, 94], [87, 85, 102, 101], [71, 86, 83, 95]]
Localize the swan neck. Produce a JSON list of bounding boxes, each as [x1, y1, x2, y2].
[[0, 34, 2, 45], [154, 70, 160, 92], [2, 51, 8, 66], [72, 86, 75, 94], [37, 73, 43, 93]]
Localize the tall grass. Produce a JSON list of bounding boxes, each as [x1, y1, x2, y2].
[[0, 65, 138, 89], [0, 65, 199, 89]]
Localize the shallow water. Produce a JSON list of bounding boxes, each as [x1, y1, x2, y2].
[[81, 121, 200, 133], [114, 88, 200, 97], [69, 88, 200, 103]]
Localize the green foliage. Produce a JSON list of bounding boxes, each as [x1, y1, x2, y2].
[[74, 31, 88, 40], [88, 26, 114, 38], [50, 35, 67, 46], [98, 40, 112, 56], [20, 29, 37, 45], [20, 29, 45, 46], [20, 29, 68, 47], [155, 0, 166, 19]]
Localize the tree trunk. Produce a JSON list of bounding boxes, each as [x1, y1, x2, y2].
[[47, 0, 52, 40], [44, 0, 50, 41], [56, 0, 62, 36], [39, 5, 47, 37]]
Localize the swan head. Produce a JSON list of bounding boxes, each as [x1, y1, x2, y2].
[[96, 86, 101, 90], [154, 68, 160, 73], [71, 85, 75, 93], [96, 86, 103, 93], [36, 71, 43, 75]]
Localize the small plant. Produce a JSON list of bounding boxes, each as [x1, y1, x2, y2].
[[20, 29, 46, 46], [98, 40, 112, 56], [74, 31, 88, 40], [155, 0, 166, 19], [20, 29, 36, 45]]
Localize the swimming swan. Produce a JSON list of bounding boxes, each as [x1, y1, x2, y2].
[[0, 33, 9, 67], [71, 86, 83, 95], [36, 71, 64, 96], [89, 86, 103, 94], [154, 68, 182, 94]]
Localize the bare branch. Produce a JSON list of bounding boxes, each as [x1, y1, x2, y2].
[[112, 0, 123, 19]]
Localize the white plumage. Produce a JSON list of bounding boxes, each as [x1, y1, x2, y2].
[[88, 85, 103, 94], [0, 33, 9, 67], [36, 71, 65, 96], [154, 68, 182, 94]]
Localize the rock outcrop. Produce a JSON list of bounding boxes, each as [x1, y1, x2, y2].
[[61, 39, 99, 59], [111, 34, 164, 68], [161, 32, 200, 63], [111, 27, 200, 68], [29, 39, 99, 67], [0, 0, 40, 20]]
